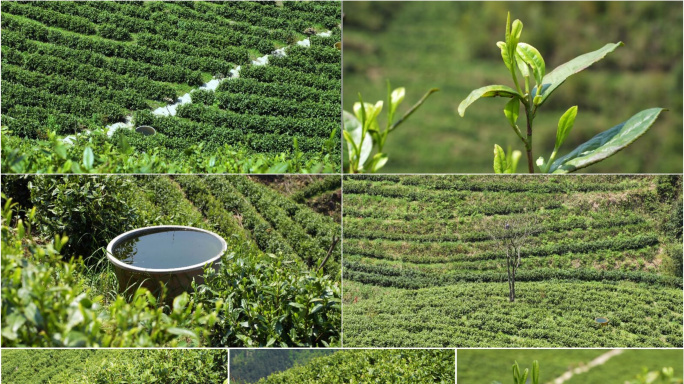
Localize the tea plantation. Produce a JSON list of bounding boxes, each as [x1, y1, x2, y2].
[[1, 175, 341, 347], [1, 1, 341, 173], [1, 349, 227, 384], [342, 175, 683, 347], [239, 349, 454, 383]]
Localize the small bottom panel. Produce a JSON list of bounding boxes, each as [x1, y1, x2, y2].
[[230, 348, 455, 383], [457, 349, 684, 384], [1, 349, 228, 384]]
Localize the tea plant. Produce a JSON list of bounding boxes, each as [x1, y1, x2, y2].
[[344, 82, 438, 173], [458, 13, 665, 173], [631, 367, 683, 384], [492, 360, 539, 384]]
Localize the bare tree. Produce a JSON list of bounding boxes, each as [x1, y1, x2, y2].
[[486, 216, 539, 302]]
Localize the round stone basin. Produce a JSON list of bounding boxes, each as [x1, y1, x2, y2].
[[135, 125, 156, 136], [595, 317, 609, 326], [106, 226, 226, 300]]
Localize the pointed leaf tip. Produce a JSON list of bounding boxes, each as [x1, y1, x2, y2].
[[550, 108, 664, 173]]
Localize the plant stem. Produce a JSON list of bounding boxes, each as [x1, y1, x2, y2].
[[525, 105, 534, 173]]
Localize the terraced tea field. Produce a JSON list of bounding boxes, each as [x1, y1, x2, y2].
[[232, 349, 455, 383], [342, 175, 683, 347], [1, 1, 341, 173]]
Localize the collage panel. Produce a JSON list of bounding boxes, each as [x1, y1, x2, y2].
[[1, 175, 341, 348], [230, 348, 455, 383], [457, 349, 684, 384], [1, 349, 228, 384], [1, 1, 342, 174], [342, 1, 682, 174], [342, 175, 683, 347]]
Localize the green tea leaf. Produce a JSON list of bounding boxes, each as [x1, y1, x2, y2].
[[504, 98, 520, 128], [370, 153, 389, 172], [550, 108, 664, 173], [82, 147, 94, 170], [343, 111, 372, 167], [555, 106, 578, 149], [493, 144, 507, 174], [532, 42, 623, 107], [516, 43, 545, 86], [497, 41, 513, 72], [458, 85, 520, 117]]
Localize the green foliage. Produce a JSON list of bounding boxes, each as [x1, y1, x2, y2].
[[290, 175, 341, 203], [344, 83, 438, 173], [230, 350, 334, 383], [1, 349, 227, 384], [343, 175, 683, 347], [1, 128, 336, 174], [458, 350, 683, 384], [253, 349, 454, 383], [1, 175, 341, 347], [28, 176, 143, 259], [459, 13, 663, 173], [1, 199, 217, 347], [2, 1, 342, 174]]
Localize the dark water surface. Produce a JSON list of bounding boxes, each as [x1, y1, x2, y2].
[[112, 229, 224, 269]]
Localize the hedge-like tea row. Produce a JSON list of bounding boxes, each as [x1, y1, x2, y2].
[[176, 104, 336, 138], [132, 111, 329, 155], [224, 177, 340, 277], [201, 177, 298, 260], [344, 262, 683, 289], [343, 214, 645, 243], [2, 1, 97, 35], [2, 46, 177, 102], [290, 176, 341, 203], [345, 232, 658, 265], [239, 65, 340, 92], [8, 34, 205, 86], [216, 78, 340, 105], [343, 195, 563, 220], [2, 82, 126, 125], [343, 281, 683, 347], [2, 1, 341, 172], [217, 92, 339, 120]]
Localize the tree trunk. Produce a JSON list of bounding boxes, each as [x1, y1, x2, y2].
[[510, 278, 515, 302]]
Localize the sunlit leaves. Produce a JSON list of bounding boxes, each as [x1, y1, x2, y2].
[[555, 106, 578, 150], [458, 85, 520, 117], [550, 108, 665, 173]]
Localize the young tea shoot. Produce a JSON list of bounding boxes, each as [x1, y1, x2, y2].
[[344, 82, 438, 173], [459, 12, 665, 173]]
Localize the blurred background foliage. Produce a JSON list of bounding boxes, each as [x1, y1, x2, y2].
[[343, 1, 682, 173], [457, 349, 683, 384]]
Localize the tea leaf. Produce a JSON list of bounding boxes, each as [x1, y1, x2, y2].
[[555, 106, 578, 149], [458, 85, 521, 117], [493, 144, 507, 174], [343, 111, 373, 167], [532, 42, 623, 107], [550, 108, 664, 173], [504, 98, 520, 128], [516, 43, 545, 86]]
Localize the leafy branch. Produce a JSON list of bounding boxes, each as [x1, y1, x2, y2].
[[459, 12, 664, 173]]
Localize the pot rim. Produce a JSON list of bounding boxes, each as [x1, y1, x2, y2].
[[106, 225, 227, 273]]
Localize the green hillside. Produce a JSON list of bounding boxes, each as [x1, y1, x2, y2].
[[245, 349, 454, 383], [343, 175, 683, 347], [1, 349, 227, 384], [2, 1, 341, 173], [230, 350, 334, 383]]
